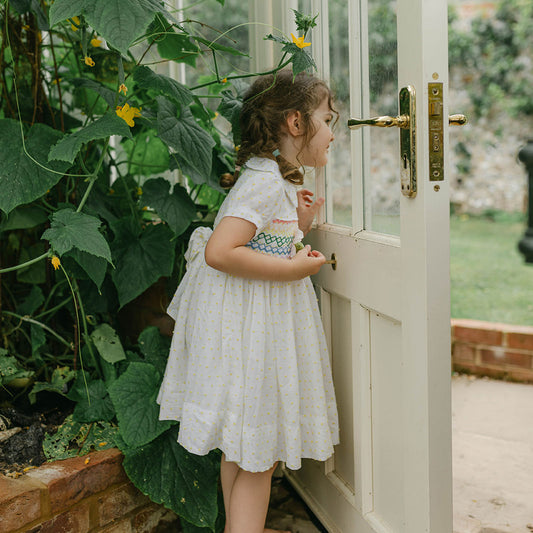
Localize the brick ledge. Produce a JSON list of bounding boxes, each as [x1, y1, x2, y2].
[[0, 448, 179, 533], [452, 318, 533, 383]]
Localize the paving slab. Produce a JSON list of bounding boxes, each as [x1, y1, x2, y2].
[[452, 375, 533, 533]]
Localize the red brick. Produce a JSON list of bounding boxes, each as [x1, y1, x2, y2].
[[468, 366, 507, 381], [480, 348, 506, 365], [507, 332, 533, 351], [132, 505, 178, 533], [27, 449, 127, 513], [38, 502, 90, 533], [452, 342, 476, 362], [504, 351, 532, 368], [506, 368, 533, 384], [98, 482, 149, 527], [453, 325, 502, 346], [100, 518, 133, 533], [0, 475, 43, 532]]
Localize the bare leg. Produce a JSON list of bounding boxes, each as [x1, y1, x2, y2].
[[221, 459, 290, 533], [220, 454, 239, 533]]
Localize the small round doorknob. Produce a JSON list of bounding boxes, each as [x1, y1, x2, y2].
[[449, 114, 467, 126]]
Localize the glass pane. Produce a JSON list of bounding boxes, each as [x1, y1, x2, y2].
[[366, 0, 400, 236], [327, 1, 352, 228]]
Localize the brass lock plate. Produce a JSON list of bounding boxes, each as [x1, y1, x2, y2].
[[428, 82, 444, 181], [399, 86, 416, 198]]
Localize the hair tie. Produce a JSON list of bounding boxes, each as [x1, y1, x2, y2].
[[272, 149, 281, 158]]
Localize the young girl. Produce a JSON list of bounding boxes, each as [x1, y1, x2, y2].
[[158, 70, 339, 533]]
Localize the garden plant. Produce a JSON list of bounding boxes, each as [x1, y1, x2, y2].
[[0, 1, 318, 530]]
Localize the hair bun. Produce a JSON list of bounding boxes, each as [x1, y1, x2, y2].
[[219, 172, 236, 189]]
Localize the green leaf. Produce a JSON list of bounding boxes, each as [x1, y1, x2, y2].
[[157, 97, 215, 183], [49, 0, 172, 56], [43, 414, 118, 460], [30, 323, 46, 355], [141, 178, 196, 237], [91, 323, 126, 363], [0, 350, 34, 386], [108, 362, 171, 448], [49, 113, 132, 164], [148, 18, 198, 67], [29, 367, 76, 404], [42, 209, 112, 262], [110, 218, 175, 308], [0, 120, 69, 215], [16, 242, 46, 284], [292, 9, 318, 33], [122, 129, 169, 176], [264, 33, 288, 45], [0, 206, 48, 231], [138, 326, 170, 377], [122, 426, 220, 529], [134, 65, 193, 106], [65, 248, 108, 289], [286, 46, 317, 76], [17, 285, 45, 316], [218, 90, 242, 145], [70, 377, 116, 423], [70, 78, 118, 109]]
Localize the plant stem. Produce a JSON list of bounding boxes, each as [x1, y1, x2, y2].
[[0, 252, 49, 274], [2, 311, 72, 347], [189, 58, 292, 90], [77, 137, 110, 213]]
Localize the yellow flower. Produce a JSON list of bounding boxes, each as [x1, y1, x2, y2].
[[98, 442, 107, 447], [91, 37, 102, 47], [118, 83, 128, 95], [84, 56, 95, 67], [51, 256, 61, 270], [115, 103, 142, 127], [136, 187, 142, 196], [291, 33, 311, 49], [221, 77, 227, 83], [22, 24, 30, 30], [70, 16, 80, 31]]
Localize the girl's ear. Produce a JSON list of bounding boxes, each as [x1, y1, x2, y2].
[[286, 110, 303, 137]]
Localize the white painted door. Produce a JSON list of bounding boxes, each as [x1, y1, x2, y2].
[[283, 1, 453, 532]]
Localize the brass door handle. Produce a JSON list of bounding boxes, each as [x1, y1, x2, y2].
[[324, 253, 337, 270], [449, 114, 467, 126], [348, 115, 410, 130], [347, 86, 417, 198]]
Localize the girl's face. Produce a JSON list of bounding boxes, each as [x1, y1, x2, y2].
[[299, 96, 335, 168]]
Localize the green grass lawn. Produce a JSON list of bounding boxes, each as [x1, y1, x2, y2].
[[450, 212, 533, 326]]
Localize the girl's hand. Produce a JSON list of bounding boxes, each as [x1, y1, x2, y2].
[[297, 189, 324, 235], [291, 244, 326, 278]]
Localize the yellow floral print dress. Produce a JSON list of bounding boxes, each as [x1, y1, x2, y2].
[[157, 157, 339, 472]]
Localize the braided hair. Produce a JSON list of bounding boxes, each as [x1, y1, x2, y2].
[[221, 69, 335, 188]]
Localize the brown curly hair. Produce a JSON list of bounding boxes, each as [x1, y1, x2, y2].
[[221, 69, 335, 188]]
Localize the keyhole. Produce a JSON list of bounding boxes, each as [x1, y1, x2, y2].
[[402, 154, 408, 169]]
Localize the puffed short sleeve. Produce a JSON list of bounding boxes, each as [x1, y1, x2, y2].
[[220, 170, 285, 235]]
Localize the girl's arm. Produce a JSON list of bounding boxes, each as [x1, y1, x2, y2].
[[204, 216, 325, 281], [297, 189, 325, 235]]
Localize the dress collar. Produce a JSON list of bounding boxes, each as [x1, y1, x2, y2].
[[244, 157, 298, 208]]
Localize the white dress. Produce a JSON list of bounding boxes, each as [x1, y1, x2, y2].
[[157, 157, 339, 472]]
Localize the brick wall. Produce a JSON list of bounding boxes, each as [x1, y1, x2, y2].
[[452, 318, 533, 383], [0, 449, 180, 533]]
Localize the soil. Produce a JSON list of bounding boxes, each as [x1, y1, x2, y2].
[[0, 401, 71, 477]]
